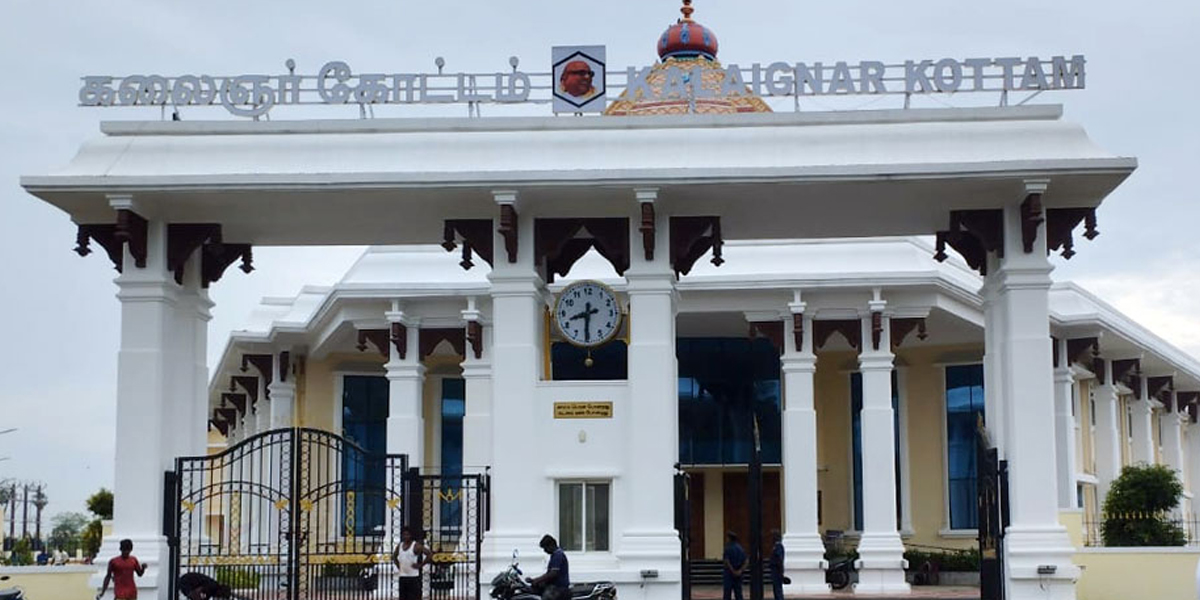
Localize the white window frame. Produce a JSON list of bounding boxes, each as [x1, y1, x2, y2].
[[556, 480, 613, 554]]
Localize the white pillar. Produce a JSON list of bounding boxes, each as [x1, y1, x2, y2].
[[990, 185, 1079, 599], [1130, 377, 1156, 465], [482, 191, 548, 569], [1053, 339, 1079, 509], [268, 351, 296, 429], [619, 195, 681, 575], [385, 310, 425, 467], [1092, 361, 1123, 505], [780, 303, 828, 593], [96, 209, 207, 600], [854, 296, 908, 595], [1189, 421, 1200, 518], [1160, 396, 1187, 514], [461, 301, 493, 474]]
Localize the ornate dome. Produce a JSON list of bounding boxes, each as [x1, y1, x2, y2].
[[657, 0, 719, 61]]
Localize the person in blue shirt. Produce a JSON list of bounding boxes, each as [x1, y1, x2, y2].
[[769, 530, 785, 600], [722, 531, 746, 600], [529, 534, 570, 600]]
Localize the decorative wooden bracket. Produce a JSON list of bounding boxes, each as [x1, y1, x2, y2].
[[669, 216, 724, 277], [640, 202, 656, 261], [748, 321, 784, 355], [1093, 357, 1107, 384], [209, 418, 230, 437], [419, 328, 466, 359], [229, 376, 260, 405], [934, 210, 1003, 276], [357, 329, 390, 358], [870, 312, 884, 351], [1020, 193, 1045, 254], [1111, 359, 1141, 391], [1177, 392, 1200, 420], [442, 219, 494, 270], [390, 322, 408, 360], [278, 351, 290, 383], [792, 314, 804, 352], [1045, 208, 1099, 260], [239, 354, 273, 397], [226, 384, 253, 412], [73, 209, 148, 272], [890, 318, 928, 349], [216, 407, 239, 424], [499, 204, 519, 263], [814, 319, 862, 351], [1066, 338, 1100, 367], [201, 243, 253, 288], [467, 321, 484, 359], [534, 218, 630, 283], [1148, 376, 1174, 403], [168, 224, 222, 284]]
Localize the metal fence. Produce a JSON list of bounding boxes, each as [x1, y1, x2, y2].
[[1082, 513, 1200, 547]]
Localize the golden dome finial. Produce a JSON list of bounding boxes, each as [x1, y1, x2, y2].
[[680, 0, 695, 22]]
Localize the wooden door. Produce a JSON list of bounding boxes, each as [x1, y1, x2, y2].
[[722, 471, 782, 560], [688, 472, 706, 558]]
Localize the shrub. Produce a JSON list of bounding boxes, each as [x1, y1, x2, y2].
[[1101, 463, 1186, 547], [215, 566, 261, 590], [903, 548, 980, 572]]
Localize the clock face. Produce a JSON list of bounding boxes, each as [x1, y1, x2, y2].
[[554, 280, 622, 347]]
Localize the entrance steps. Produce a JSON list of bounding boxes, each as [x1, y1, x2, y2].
[[688, 583, 980, 599]]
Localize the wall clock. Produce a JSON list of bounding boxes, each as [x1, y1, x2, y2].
[[553, 280, 623, 357]]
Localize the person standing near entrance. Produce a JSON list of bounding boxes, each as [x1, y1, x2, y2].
[[97, 539, 146, 600], [722, 531, 746, 600], [768, 530, 785, 600], [392, 527, 432, 600]]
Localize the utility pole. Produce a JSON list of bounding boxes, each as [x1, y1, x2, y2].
[[20, 483, 29, 539]]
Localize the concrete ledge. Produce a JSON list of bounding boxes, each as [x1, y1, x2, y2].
[[0, 565, 96, 574], [1078, 546, 1200, 554]]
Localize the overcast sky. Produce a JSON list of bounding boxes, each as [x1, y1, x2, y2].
[[1, 0, 1197, 527]]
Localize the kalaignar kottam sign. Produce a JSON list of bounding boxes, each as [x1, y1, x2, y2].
[[77, 52, 1084, 118]]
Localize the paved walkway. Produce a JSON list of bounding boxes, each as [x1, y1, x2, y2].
[[690, 585, 981, 599]]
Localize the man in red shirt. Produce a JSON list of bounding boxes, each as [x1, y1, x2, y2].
[[97, 539, 146, 599]]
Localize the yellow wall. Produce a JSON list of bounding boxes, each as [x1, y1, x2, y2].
[[1080, 379, 1095, 475], [300, 352, 387, 432], [0, 567, 94, 598], [702, 468, 724, 559], [814, 350, 854, 534], [1075, 549, 1200, 600]]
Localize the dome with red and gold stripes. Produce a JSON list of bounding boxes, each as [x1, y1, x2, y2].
[[657, 0, 719, 61]]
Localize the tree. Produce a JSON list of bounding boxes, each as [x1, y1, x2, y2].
[[11, 537, 33, 566], [49, 512, 90, 554], [81, 519, 103, 558], [86, 488, 113, 520], [1101, 463, 1186, 546]]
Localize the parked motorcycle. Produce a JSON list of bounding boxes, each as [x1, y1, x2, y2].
[[490, 551, 616, 600], [825, 556, 854, 591], [0, 575, 25, 600]]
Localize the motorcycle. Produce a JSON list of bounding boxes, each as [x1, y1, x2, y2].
[[824, 556, 854, 591], [0, 575, 24, 600], [490, 551, 616, 600]]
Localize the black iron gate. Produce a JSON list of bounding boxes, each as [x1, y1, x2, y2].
[[977, 425, 1009, 600], [674, 468, 691, 600], [167, 428, 487, 600], [411, 470, 489, 600]]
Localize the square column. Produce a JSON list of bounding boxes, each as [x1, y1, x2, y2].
[[1092, 361, 1123, 504], [1159, 397, 1187, 514], [988, 185, 1079, 599], [1189, 421, 1200, 518], [482, 191, 549, 569], [1129, 378, 1156, 465], [97, 209, 209, 600], [461, 301, 493, 474], [618, 193, 681, 569], [268, 351, 296, 429], [1053, 340, 1079, 509], [854, 302, 908, 595], [780, 303, 828, 594], [385, 309, 425, 467]]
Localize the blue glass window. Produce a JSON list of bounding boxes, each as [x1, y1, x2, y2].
[[946, 364, 985, 530], [851, 371, 902, 532], [440, 378, 466, 532], [677, 338, 782, 466], [342, 375, 389, 536]]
